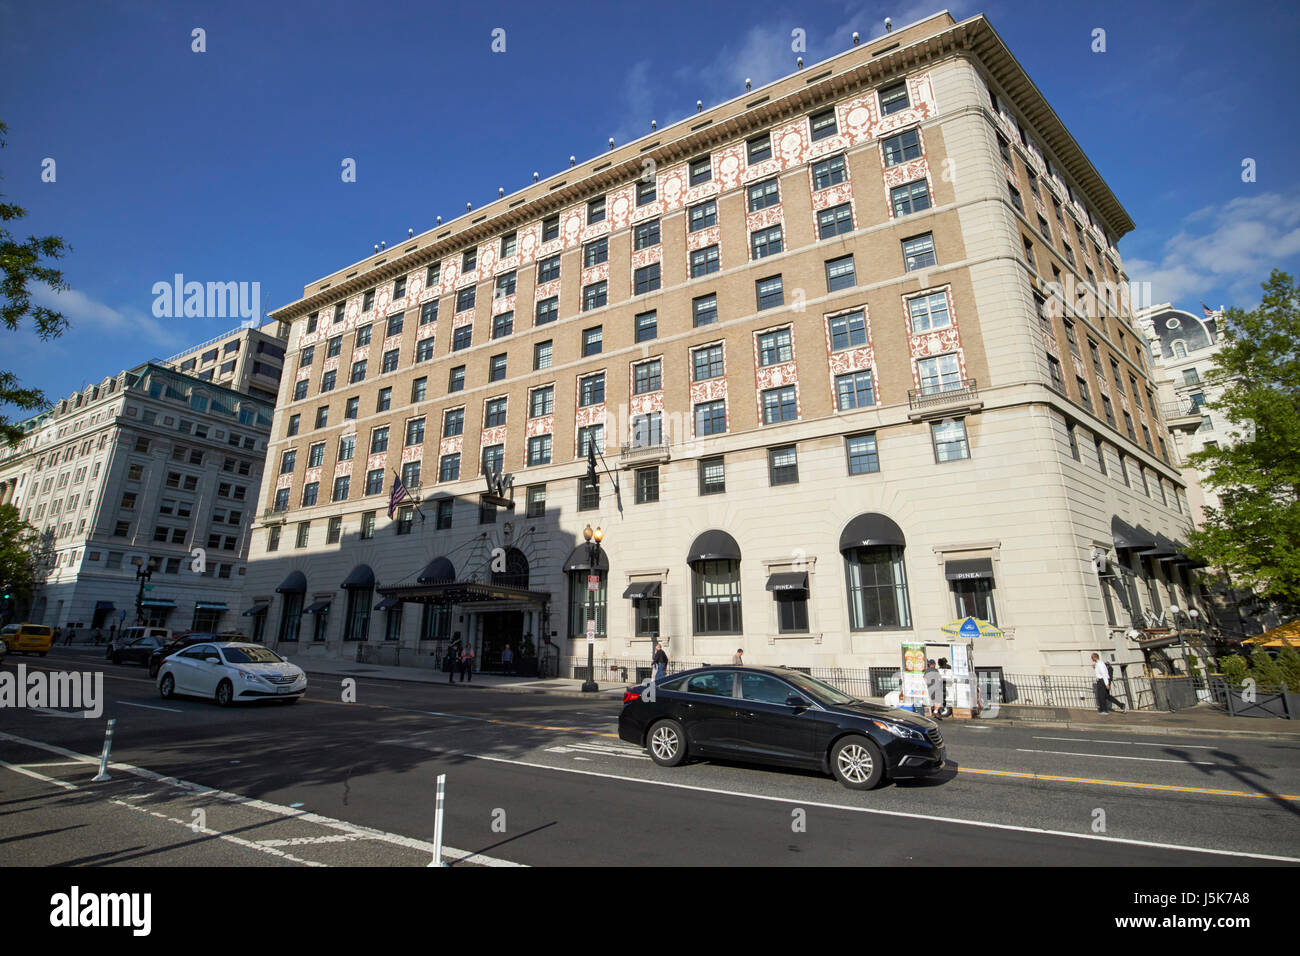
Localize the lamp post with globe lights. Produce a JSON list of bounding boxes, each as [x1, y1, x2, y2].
[[581, 524, 603, 692]]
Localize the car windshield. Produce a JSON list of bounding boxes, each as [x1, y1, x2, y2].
[[781, 671, 857, 706], [222, 646, 284, 665]]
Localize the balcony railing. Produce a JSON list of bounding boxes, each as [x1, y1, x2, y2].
[[619, 439, 671, 466], [1161, 398, 1203, 432], [907, 378, 981, 420]]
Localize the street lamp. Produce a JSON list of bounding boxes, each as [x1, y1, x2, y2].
[[581, 524, 603, 693], [133, 556, 157, 625], [1169, 604, 1190, 675]]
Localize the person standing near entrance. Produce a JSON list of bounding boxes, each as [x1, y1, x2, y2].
[[652, 642, 668, 682], [460, 643, 475, 682], [732, 648, 744, 665], [501, 644, 514, 675]]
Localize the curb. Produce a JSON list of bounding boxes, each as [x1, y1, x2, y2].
[[299, 666, 628, 701], [962, 718, 1300, 741]]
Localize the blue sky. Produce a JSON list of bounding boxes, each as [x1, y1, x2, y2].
[[1, 0, 1297, 419]]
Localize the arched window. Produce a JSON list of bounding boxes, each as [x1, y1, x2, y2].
[[840, 515, 912, 630], [492, 547, 530, 590], [688, 530, 742, 635], [1172, 340, 1187, 358]]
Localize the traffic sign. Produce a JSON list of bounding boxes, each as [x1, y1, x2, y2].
[[585, 619, 596, 640], [587, 575, 599, 592]]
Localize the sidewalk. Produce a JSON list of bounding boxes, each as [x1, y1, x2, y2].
[[292, 655, 629, 701], [961, 702, 1300, 740]]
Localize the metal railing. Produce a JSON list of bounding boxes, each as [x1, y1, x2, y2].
[[908, 378, 979, 412], [618, 439, 671, 464]]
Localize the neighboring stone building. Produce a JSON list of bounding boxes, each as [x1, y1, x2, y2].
[[154, 320, 290, 406], [240, 11, 1205, 689], [0, 322, 282, 635]]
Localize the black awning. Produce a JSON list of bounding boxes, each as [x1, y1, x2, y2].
[[1137, 635, 1179, 651], [378, 581, 550, 606], [374, 596, 401, 611], [622, 581, 661, 600], [243, 603, 269, 616], [1111, 516, 1155, 552], [418, 556, 456, 584], [687, 529, 741, 563], [341, 564, 375, 589], [765, 572, 808, 592], [1147, 533, 1182, 560], [945, 558, 994, 580], [563, 543, 609, 572], [839, 513, 905, 551], [276, 570, 307, 594], [303, 600, 330, 613]]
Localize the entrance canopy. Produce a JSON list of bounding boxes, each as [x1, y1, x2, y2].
[[563, 543, 609, 572], [687, 530, 741, 563], [1111, 516, 1155, 553], [378, 580, 550, 607], [839, 513, 905, 551], [277, 570, 307, 594], [341, 564, 376, 589]]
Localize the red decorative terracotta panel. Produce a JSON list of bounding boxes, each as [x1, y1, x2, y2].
[[629, 391, 663, 416], [304, 467, 322, 484], [534, 279, 561, 301], [275, 474, 293, 490], [687, 226, 719, 251], [400, 445, 422, 464], [382, 335, 402, 352], [574, 404, 606, 429], [333, 461, 352, 478], [525, 415, 553, 438], [492, 294, 516, 316], [480, 425, 507, 447], [581, 263, 610, 286], [437, 438, 461, 457], [745, 205, 784, 232], [630, 246, 662, 270]]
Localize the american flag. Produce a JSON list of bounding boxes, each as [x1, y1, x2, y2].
[[1201, 302, 1218, 318], [387, 472, 409, 519]]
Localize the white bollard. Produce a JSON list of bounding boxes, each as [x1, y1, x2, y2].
[[428, 773, 447, 867], [92, 718, 116, 782]]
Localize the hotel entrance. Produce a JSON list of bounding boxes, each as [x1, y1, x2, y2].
[[478, 610, 524, 672]]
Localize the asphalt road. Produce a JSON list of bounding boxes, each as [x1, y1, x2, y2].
[[2, 649, 1298, 867]]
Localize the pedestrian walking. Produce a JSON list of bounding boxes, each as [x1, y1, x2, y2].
[[63, 625, 75, 646], [1091, 653, 1125, 713], [501, 643, 514, 675], [460, 643, 475, 683], [652, 642, 668, 682], [732, 648, 744, 665], [445, 642, 459, 684]]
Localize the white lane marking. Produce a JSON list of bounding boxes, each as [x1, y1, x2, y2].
[[1033, 736, 1220, 750], [544, 741, 648, 760], [0, 760, 79, 791], [108, 798, 325, 866], [0, 730, 525, 868], [117, 701, 184, 713], [460, 752, 1300, 864], [23, 761, 88, 768], [1017, 748, 1218, 766]]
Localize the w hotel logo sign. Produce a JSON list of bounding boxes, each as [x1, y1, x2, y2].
[[483, 470, 516, 511]]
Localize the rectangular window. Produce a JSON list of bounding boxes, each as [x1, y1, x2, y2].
[[635, 467, 659, 504], [439, 454, 461, 482], [634, 262, 661, 295], [533, 340, 553, 370], [809, 108, 837, 141], [582, 281, 607, 311], [526, 485, 546, 518], [405, 417, 425, 446], [542, 215, 560, 242], [380, 348, 399, 373], [527, 434, 552, 466], [456, 286, 476, 313], [420, 300, 438, 325], [436, 499, 453, 529], [489, 353, 507, 382], [442, 408, 465, 438], [365, 469, 384, 495], [315, 406, 329, 428], [350, 359, 367, 383], [415, 337, 435, 362], [812, 154, 846, 190], [817, 203, 853, 238], [386, 313, 404, 337], [495, 271, 516, 299], [529, 386, 553, 418], [699, 456, 725, 495], [577, 424, 604, 457], [634, 218, 660, 249], [578, 475, 600, 511], [846, 433, 880, 474], [747, 178, 780, 211], [693, 344, 724, 381], [689, 156, 712, 186], [327, 336, 342, 358], [758, 328, 793, 366], [747, 133, 772, 164], [695, 400, 727, 436], [634, 310, 658, 343], [462, 248, 477, 272], [370, 427, 389, 453], [907, 290, 951, 332], [693, 294, 717, 327], [582, 326, 603, 356], [836, 370, 876, 410], [320, 370, 336, 392], [932, 419, 971, 462], [301, 482, 319, 506], [633, 359, 662, 394], [690, 245, 720, 277], [536, 254, 560, 283], [882, 128, 921, 166], [534, 297, 559, 328], [891, 180, 930, 217], [825, 255, 856, 292], [338, 435, 356, 461], [918, 353, 962, 394], [689, 199, 717, 232], [402, 460, 421, 488], [411, 377, 427, 403], [631, 412, 662, 447], [583, 237, 608, 267], [879, 81, 910, 115], [376, 386, 392, 412], [902, 233, 936, 271], [296, 523, 310, 548], [587, 196, 605, 224], [761, 386, 798, 424], [293, 380, 308, 401], [756, 275, 783, 311], [452, 325, 472, 351], [751, 225, 783, 259], [1008, 183, 1025, 213], [829, 310, 867, 351], [768, 445, 798, 485], [332, 476, 350, 502]]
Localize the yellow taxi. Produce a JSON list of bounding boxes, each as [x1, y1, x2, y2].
[[0, 623, 55, 656]]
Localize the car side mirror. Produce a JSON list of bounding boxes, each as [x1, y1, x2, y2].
[[205, 656, 221, 665], [787, 695, 810, 709]]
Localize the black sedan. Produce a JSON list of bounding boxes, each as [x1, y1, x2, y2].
[[147, 634, 217, 678], [619, 666, 946, 790]]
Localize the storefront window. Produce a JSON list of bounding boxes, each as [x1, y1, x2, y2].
[[568, 570, 606, 638], [845, 546, 911, 629], [345, 588, 372, 641], [692, 559, 742, 635], [951, 578, 996, 624], [278, 593, 302, 643]]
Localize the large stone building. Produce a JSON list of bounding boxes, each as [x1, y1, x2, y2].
[[241, 11, 1205, 690], [0, 322, 284, 635]]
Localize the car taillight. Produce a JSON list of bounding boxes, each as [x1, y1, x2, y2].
[[623, 690, 641, 704]]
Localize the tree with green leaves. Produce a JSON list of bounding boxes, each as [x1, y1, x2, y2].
[[1, 118, 71, 446], [0, 504, 41, 620], [1186, 270, 1300, 609]]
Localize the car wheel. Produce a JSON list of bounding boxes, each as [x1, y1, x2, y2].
[[215, 679, 234, 707], [159, 674, 176, 699], [830, 736, 885, 790], [647, 719, 688, 767]]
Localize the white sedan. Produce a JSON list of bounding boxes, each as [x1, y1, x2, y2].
[[157, 641, 307, 706]]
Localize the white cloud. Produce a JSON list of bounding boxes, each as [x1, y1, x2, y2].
[[30, 284, 190, 353], [1124, 191, 1300, 309]]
